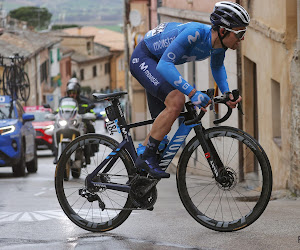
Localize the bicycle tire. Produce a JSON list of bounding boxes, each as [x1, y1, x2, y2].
[[2, 66, 12, 96], [3, 66, 21, 99], [55, 133, 135, 232], [177, 126, 272, 232], [19, 71, 30, 102]]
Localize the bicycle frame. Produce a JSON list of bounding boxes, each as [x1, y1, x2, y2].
[[85, 102, 225, 192]]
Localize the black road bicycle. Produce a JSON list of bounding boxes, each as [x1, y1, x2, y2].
[[55, 89, 272, 232], [1, 54, 30, 102]]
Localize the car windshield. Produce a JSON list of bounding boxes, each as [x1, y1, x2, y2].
[[26, 112, 49, 122], [0, 103, 15, 119]]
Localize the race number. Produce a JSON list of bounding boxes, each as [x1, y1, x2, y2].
[[106, 119, 120, 135]]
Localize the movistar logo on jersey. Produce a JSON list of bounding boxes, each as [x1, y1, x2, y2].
[[139, 62, 160, 86], [173, 76, 190, 94], [153, 36, 176, 51], [174, 76, 183, 87], [139, 62, 148, 71], [188, 31, 200, 44]]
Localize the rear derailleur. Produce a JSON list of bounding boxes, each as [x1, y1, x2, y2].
[[79, 188, 105, 211]]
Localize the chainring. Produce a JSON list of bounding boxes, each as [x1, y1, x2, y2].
[[129, 176, 157, 209]]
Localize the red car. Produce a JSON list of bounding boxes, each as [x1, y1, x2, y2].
[[24, 106, 54, 153]]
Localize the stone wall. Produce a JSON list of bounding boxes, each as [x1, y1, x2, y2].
[[290, 49, 300, 194]]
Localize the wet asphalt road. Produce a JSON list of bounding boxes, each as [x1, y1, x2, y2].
[[0, 121, 300, 249]]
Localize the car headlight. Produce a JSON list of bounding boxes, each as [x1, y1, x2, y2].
[[59, 120, 67, 127], [0, 125, 16, 135]]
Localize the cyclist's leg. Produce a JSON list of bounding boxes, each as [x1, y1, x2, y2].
[[130, 41, 185, 141], [146, 91, 166, 119], [130, 41, 185, 178]]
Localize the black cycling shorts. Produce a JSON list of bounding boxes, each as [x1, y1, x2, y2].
[[130, 41, 176, 118]]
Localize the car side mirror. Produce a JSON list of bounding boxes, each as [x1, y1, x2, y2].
[[22, 113, 35, 123]]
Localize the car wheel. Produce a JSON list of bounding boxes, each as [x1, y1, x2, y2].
[[12, 142, 26, 177], [26, 144, 38, 173]]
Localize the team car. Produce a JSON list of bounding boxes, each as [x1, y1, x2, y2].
[[24, 105, 54, 153], [0, 96, 37, 176]]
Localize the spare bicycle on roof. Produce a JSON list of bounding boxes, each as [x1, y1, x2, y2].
[[0, 53, 30, 102]]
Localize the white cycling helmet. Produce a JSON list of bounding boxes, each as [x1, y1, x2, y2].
[[210, 1, 250, 28]]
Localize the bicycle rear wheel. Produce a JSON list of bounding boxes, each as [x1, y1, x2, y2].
[[177, 126, 272, 232], [55, 134, 135, 232], [19, 71, 30, 102], [2, 66, 13, 96]]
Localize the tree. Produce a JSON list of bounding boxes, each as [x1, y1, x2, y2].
[[9, 6, 52, 30]]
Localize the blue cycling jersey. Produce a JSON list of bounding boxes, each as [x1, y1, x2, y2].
[[143, 22, 230, 95]]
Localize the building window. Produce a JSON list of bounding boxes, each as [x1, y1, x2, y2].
[[50, 50, 53, 64], [93, 65, 97, 77], [118, 58, 124, 71], [66, 60, 71, 76], [105, 63, 110, 74], [271, 79, 281, 147], [40, 61, 48, 82], [87, 42, 91, 55], [57, 48, 61, 61], [80, 69, 84, 81]]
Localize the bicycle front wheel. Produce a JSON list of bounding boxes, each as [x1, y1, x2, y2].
[[55, 134, 135, 232], [177, 126, 272, 232]]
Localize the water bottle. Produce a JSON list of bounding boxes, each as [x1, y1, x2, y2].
[[158, 135, 169, 153]]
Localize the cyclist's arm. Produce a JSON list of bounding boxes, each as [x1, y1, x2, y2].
[[156, 29, 197, 97], [210, 51, 230, 94]]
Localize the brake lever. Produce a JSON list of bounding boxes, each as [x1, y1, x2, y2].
[[232, 89, 244, 115]]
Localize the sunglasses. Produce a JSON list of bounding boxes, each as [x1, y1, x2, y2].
[[222, 27, 247, 40], [68, 90, 78, 95]]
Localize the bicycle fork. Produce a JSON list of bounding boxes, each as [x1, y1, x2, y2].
[[194, 126, 225, 183]]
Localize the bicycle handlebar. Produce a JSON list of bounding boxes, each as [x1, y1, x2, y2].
[[184, 89, 243, 126]]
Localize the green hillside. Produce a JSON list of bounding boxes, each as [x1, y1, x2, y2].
[[3, 0, 123, 26]]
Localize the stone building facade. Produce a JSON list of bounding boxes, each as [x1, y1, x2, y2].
[[240, 0, 300, 191]]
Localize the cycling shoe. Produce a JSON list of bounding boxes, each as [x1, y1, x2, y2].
[[135, 155, 170, 179]]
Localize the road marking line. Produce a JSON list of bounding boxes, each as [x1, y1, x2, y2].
[[18, 212, 33, 221], [0, 212, 22, 222], [34, 192, 45, 196]]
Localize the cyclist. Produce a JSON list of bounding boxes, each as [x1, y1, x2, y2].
[[130, 1, 249, 179]]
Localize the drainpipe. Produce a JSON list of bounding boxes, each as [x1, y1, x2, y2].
[[123, 0, 131, 122], [236, 0, 243, 131], [297, 0, 300, 51]]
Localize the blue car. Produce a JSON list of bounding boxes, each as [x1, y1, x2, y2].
[[0, 96, 37, 176]]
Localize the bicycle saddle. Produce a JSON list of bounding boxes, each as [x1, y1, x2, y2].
[[93, 91, 127, 101]]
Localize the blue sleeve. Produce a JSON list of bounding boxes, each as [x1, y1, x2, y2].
[[210, 51, 230, 94], [156, 28, 199, 96]]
